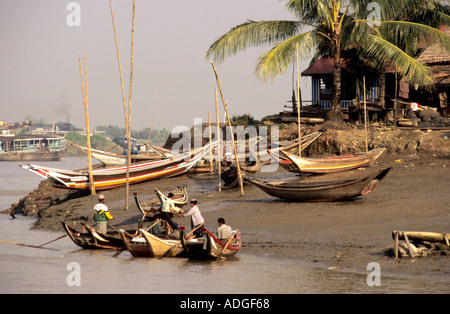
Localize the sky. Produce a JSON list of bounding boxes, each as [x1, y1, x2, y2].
[[0, 0, 313, 132]]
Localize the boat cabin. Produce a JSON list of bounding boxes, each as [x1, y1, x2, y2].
[[0, 134, 66, 154]]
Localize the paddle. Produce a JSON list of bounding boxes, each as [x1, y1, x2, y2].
[[37, 234, 67, 247], [0, 239, 60, 251], [159, 223, 204, 259], [218, 228, 240, 259]]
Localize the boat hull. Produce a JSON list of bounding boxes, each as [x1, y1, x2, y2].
[[180, 228, 241, 260], [280, 147, 386, 174], [62, 221, 128, 250], [248, 167, 392, 202]]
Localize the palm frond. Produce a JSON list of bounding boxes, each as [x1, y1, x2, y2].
[[361, 34, 433, 89], [285, 0, 333, 29], [205, 20, 301, 63], [380, 21, 450, 56], [255, 30, 323, 81]]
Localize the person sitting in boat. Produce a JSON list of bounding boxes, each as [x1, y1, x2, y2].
[[217, 217, 232, 241], [179, 199, 204, 239], [161, 192, 183, 233], [93, 195, 114, 234]]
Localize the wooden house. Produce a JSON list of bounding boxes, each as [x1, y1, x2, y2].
[[301, 56, 395, 122], [406, 28, 450, 117]]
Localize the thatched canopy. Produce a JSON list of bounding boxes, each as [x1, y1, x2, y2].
[[416, 28, 450, 85]]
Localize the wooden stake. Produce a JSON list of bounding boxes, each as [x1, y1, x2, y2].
[[124, 0, 136, 211], [394, 231, 399, 259], [208, 111, 213, 174], [147, 118, 154, 146], [363, 76, 368, 153], [78, 54, 95, 195], [215, 89, 222, 192], [210, 61, 244, 196], [296, 44, 302, 157]]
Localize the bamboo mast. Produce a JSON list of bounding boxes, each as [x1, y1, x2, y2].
[[208, 111, 213, 173], [147, 119, 154, 146], [108, 0, 135, 210], [210, 61, 244, 196], [124, 0, 136, 211], [215, 89, 222, 192], [363, 76, 368, 153], [78, 54, 95, 195], [296, 44, 302, 156]]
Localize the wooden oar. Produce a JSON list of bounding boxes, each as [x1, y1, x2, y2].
[[37, 234, 67, 247], [159, 223, 204, 259], [0, 239, 59, 251], [218, 228, 240, 259]]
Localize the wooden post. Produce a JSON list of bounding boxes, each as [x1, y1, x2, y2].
[[109, 0, 135, 210], [296, 44, 302, 157], [124, 0, 136, 211], [147, 119, 154, 146], [394, 231, 399, 259], [215, 89, 222, 192], [363, 76, 368, 153], [208, 111, 213, 174], [78, 54, 95, 195], [403, 233, 416, 258], [210, 61, 244, 196], [394, 68, 398, 127]]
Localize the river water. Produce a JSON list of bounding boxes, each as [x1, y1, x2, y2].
[[0, 157, 447, 294]]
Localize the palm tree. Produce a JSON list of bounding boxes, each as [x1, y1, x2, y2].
[[206, 0, 450, 123]]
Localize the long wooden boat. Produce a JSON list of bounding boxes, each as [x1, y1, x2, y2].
[[220, 158, 262, 189], [0, 134, 66, 161], [134, 185, 188, 215], [266, 131, 322, 171], [119, 229, 153, 257], [140, 229, 185, 257], [68, 140, 172, 166], [62, 221, 130, 249], [180, 227, 242, 260], [247, 167, 392, 202], [278, 147, 386, 174], [20, 142, 214, 191]]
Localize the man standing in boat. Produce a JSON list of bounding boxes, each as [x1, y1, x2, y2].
[[179, 199, 204, 239], [161, 192, 183, 232], [93, 195, 114, 234]]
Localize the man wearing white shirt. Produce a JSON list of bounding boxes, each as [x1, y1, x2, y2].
[[180, 199, 204, 238]]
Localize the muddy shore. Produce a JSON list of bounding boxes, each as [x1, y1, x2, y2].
[[4, 126, 450, 283]]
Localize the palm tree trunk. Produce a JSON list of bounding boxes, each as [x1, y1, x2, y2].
[[327, 46, 343, 123]]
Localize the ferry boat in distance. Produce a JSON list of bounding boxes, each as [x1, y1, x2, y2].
[[0, 134, 66, 161]]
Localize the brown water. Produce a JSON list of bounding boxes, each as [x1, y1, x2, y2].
[[1, 158, 448, 294]]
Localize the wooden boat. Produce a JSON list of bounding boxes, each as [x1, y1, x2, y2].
[[62, 221, 130, 249], [20, 142, 215, 191], [134, 185, 188, 215], [180, 226, 242, 260], [67, 140, 173, 166], [140, 229, 185, 257], [267, 131, 322, 171], [0, 134, 66, 161], [119, 229, 153, 257], [278, 147, 386, 174], [247, 167, 391, 202], [220, 157, 262, 189]]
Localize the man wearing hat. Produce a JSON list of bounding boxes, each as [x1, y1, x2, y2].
[[179, 198, 204, 239], [93, 194, 114, 234]]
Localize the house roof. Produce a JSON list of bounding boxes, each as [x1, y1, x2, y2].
[[301, 57, 357, 76], [301, 57, 395, 76], [416, 28, 450, 64]]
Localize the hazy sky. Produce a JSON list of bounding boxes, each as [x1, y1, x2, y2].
[[1, 0, 313, 131]]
